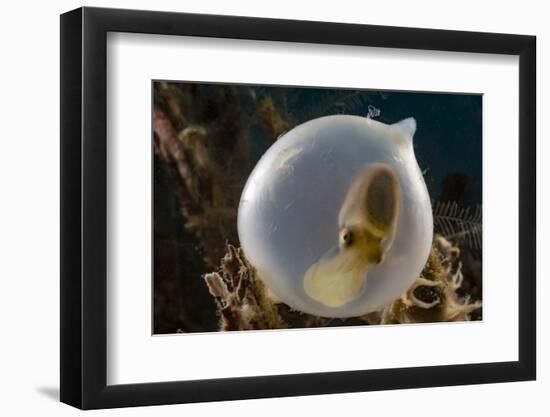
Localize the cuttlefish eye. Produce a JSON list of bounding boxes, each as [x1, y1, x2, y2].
[[339, 228, 354, 248]]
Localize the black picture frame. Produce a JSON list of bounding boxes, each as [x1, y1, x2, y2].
[[60, 6, 536, 410]]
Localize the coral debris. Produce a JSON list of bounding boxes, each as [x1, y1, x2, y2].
[[205, 237, 481, 331], [365, 236, 481, 325]]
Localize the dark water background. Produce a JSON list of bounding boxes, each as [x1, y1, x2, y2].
[[153, 82, 482, 333], [245, 86, 482, 207]]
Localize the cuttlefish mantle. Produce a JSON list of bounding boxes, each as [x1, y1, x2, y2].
[[304, 163, 400, 307]]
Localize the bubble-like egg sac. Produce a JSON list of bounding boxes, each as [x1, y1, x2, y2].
[[237, 115, 433, 318]]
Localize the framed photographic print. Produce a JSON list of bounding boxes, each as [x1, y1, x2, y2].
[[60, 6, 536, 409]]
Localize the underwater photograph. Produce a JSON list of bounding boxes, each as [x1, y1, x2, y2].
[[153, 81, 482, 334]]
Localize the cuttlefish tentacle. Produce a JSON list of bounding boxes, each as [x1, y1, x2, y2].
[[304, 163, 400, 307]]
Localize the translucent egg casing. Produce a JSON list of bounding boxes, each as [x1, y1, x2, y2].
[[237, 115, 433, 318]]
